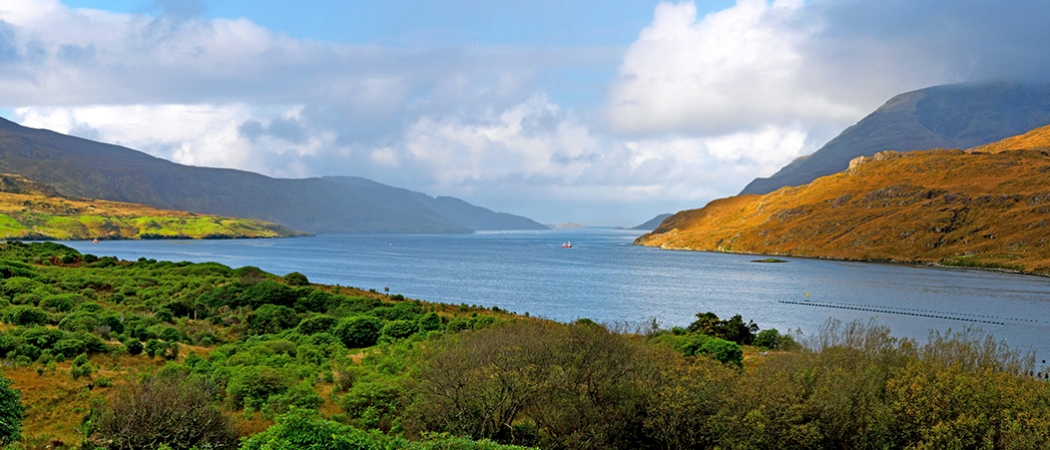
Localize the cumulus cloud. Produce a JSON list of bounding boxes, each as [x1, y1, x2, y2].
[[3, 0, 1050, 224], [607, 0, 861, 136]]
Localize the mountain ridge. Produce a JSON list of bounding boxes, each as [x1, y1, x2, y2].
[[741, 82, 1050, 195], [0, 118, 543, 234]]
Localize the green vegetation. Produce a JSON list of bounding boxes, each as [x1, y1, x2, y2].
[[0, 241, 1047, 449], [752, 257, 787, 263]]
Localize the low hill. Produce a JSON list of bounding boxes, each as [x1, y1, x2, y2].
[[637, 125, 1050, 275], [0, 118, 474, 234], [323, 176, 548, 231], [741, 83, 1050, 195], [629, 213, 672, 231], [0, 174, 306, 240]]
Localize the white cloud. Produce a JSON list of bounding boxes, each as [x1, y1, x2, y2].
[[606, 0, 862, 136], [4, 0, 1050, 224], [15, 104, 332, 178]]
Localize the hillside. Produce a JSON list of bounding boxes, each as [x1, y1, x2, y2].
[[637, 125, 1050, 275], [323, 176, 548, 231], [0, 174, 306, 240], [0, 118, 477, 234], [741, 82, 1050, 195]]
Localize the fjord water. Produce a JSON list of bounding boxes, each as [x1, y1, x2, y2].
[[63, 229, 1050, 364]]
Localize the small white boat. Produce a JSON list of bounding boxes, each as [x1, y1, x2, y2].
[[562, 241, 572, 249]]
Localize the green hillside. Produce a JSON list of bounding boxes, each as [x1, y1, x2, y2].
[[0, 119, 470, 234]]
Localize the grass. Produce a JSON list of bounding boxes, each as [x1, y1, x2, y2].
[[0, 185, 308, 240]]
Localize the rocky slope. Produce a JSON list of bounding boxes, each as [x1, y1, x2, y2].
[[637, 125, 1050, 274]]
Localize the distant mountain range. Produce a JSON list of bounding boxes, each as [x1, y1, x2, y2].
[[637, 124, 1050, 275], [629, 214, 672, 231], [0, 118, 545, 234], [323, 176, 547, 231], [741, 82, 1050, 195]]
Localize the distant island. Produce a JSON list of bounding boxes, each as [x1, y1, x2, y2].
[[555, 222, 585, 229]]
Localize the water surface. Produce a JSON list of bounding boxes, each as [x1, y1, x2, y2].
[[62, 229, 1050, 365]]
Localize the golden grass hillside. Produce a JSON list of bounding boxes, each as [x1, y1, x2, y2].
[[0, 174, 308, 240], [636, 125, 1050, 274]]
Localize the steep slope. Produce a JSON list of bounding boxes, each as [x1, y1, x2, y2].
[[741, 83, 1050, 195], [323, 176, 548, 231], [637, 125, 1050, 275], [0, 174, 306, 239], [0, 118, 469, 234], [629, 213, 672, 231]]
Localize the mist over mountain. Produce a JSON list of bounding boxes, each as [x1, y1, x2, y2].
[[0, 118, 543, 234], [741, 83, 1050, 195]]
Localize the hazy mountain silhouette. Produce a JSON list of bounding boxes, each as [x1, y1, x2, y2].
[[0, 118, 540, 233]]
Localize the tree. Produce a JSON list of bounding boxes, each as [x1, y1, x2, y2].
[[334, 316, 381, 349], [0, 374, 24, 447]]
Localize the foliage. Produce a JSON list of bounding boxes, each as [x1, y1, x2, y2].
[[89, 373, 238, 450], [335, 316, 382, 349], [0, 374, 24, 447], [687, 311, 759, 345]]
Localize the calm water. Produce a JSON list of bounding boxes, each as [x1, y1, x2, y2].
[[61, 229, 1050, 365]]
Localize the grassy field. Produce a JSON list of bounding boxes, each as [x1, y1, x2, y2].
[[0, 174, 307, 240]]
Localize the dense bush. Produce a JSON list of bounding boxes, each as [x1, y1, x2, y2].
[[89, 374, 238, 450], [246, 304, 299, 335], [335, 316, 382, 349], [0, 374, 23, 447], [6, 305, 50, 326]]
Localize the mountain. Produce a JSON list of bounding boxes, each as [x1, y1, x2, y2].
[[629, 213, 672, 231], [323, 176, 548, 231], [741, 82, 1050, 195], [636, 125, 1050, 275], [0, 174, 305, 240], [0, 118, 503, 234]]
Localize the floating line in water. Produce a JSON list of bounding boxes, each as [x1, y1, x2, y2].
[[779, 300, 1007, 325]]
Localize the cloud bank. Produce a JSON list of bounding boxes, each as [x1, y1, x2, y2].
[[3, 0, 1050, 224]]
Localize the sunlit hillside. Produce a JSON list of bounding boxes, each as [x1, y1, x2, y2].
[[0, 174, 307, 240], [637, 125, 1050, 274]]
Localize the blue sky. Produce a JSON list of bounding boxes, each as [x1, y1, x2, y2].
[[3, 0, 1049, 225]]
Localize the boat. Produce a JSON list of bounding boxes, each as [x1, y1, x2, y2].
[[562, 241, 572, 249]]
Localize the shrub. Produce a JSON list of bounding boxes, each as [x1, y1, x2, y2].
[[754, 329, 781, 349], [0, 374, 23, 447], [380, 320, 418, 340], [334, 316, 382, 349], [125, 340, 144, 356], [238, 280, 298, 308], [297, 315, 337, 335], [89, 374, 237, 450], [6, 305, 49, 326], [225, 366, 294, 410], [417, 312, 443, 333], [246, 304, 298, 335], [58, 311, 99, 333], [295, 289, 334, 313], [283, 271, 309, 286]]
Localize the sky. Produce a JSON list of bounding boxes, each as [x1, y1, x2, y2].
[[2, 0, 1050, 226]]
